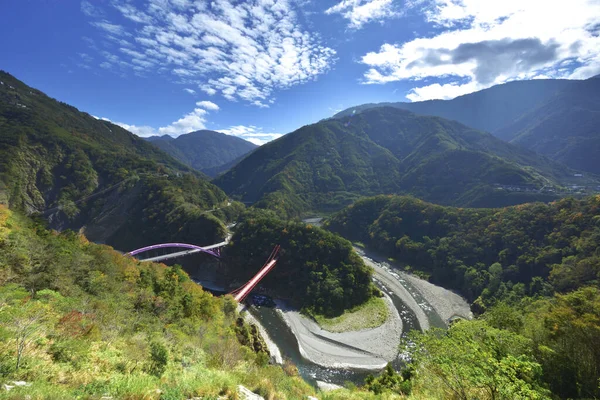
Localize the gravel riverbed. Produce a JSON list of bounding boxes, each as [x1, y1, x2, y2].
[[269, 251, 471, 370], [236, 245, 471, 372], [275, 293, 402, 370]]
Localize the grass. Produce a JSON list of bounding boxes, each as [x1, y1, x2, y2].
[[313, 297, 389, 333]]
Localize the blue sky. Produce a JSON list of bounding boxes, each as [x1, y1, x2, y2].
[[2, 0, 599, 144]]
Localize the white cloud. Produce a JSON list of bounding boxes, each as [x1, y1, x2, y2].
[[183, 88, 196, 94], [81, 1, 103, 18], [96, 106, 281, 145], [195, 100, 219, 111], [157, 108, 208, 135], [92, 20, 129, 37], [405, 81, 481, 101], [325, 0, 400, 29], [100, 106, 212, 137], [84, 0, 336, 106], [218, 125, 283, 145], [360, 0, 600, 100]]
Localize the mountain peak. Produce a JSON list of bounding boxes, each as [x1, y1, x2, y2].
[[146, 129, 257, 177]]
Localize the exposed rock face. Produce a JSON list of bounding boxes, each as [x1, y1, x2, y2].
[[235, 317, 270, 357], [317, 380, 344, 392], [238, 385, 265, 400]]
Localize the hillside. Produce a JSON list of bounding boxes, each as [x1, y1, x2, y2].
[[333, 79, 572, 133], [334, 78, 600, 174], [326, 195, 600, 304], [0, 71, 232, 251], [224, 209, 376, 316], [0, 205, 314, 399], [215, 107, 581, 217], [498, 77, 600, 174], [147, 130, 257, 177], [325, 195, 600, 398]]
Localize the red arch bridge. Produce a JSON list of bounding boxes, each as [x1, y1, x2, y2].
[[127, 242, 280, 303]]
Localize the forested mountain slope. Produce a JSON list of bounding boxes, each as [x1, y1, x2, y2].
[[326, 195, 600, 305], [333, 79, 572, 133], [224, 209, 376, 317], [325, 194, 600, 398], [498, 77, 600, 174], [334, 78, 600, 174], [215, 107, 579, 217], [0, 205, 314, 399], [147, 130, 257, 177], [0, 71, 232, 250]]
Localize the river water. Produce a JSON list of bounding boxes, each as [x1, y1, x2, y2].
[[157, 229, 448, 387]]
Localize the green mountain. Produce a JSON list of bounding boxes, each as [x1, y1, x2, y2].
[[146, 130, 257, 177], [333, 78, 600, 174], [325, 194, 600, 398], [497, 78, 600, 174], [333, 79, 572, 133], [326, 194, 600, 303], [0, 71, 231, 251], [0, 205, 314, 399], [215, 106, 583, 217], [225, 209, 375, 317]]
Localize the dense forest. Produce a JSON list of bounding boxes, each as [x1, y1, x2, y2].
[[224, 210, 377, 317], [0, 205, 315, 399], [216, 106, 580, 219], [0, 71, 232, 250], [326, 195, 600, 307], [325, 195, 600, 398]]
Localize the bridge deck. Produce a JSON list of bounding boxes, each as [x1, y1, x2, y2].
[[134, 240, 229, 262]]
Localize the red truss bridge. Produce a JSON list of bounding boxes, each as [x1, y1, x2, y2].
[[128, 241, 280, 303], [230, 245, 280, 302]]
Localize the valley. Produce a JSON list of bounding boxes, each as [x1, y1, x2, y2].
[[1, 69, 599, 399], [171, 241, 469, 387]]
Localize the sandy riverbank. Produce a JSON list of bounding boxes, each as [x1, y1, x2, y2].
[[235, 247, 470, 372], [275, 293, 402, 370], [399, 271, 472, 322]]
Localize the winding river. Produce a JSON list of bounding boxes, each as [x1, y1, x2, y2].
[[165, 220, 470, 387]]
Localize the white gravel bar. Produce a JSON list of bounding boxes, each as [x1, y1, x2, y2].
[[274, 293, 402, 370], [399, 271, 472, 323], [240, 246, 471, 371], [363, 258, 431, 330]]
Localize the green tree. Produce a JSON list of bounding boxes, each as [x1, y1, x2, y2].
[[406, 320, 550, 400]]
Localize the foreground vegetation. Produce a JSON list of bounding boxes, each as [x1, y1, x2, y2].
[[0, 205, 314, 399], [325, 195, 600, 398]]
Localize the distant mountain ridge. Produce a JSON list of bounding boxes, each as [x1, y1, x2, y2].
[[333, 79, 573, 133], [0, 71, 229, 250], [146, 130, 257, 177], [334, 77, 600, 174], [497, 78, 600, 174], [215, 106, 585, 217], [145, 134, 173, 143]]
